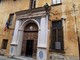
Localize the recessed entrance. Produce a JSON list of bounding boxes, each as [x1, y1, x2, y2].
[[21, 23, 38, 58], [25, 40, 34, 56]]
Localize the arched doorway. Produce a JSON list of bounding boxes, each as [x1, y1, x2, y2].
[[21, 23, 38, 58]]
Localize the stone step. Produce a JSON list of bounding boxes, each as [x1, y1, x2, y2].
[[14, 56, 36, 60]]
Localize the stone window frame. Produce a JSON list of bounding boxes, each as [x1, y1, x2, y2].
[[8, 13, 14, 26], [50, 20, 64, 52]]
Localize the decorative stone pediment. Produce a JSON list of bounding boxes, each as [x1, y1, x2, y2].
[[15, 7, 46, 20]]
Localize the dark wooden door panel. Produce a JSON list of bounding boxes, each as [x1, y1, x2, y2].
[[25, 40, 34, 56]]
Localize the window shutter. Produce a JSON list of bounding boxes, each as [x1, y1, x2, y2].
[[50, 27, 56, 50], [50, 27, 53, 50], [58, 28, 64, 50]]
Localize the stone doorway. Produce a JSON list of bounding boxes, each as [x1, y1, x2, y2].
[[21, 23, 38, 58]]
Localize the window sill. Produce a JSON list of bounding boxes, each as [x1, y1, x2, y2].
[[49, 49, 65, 53], [51, 3, 62, 6]]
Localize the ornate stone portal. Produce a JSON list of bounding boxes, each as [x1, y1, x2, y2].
[[21, 23, 38, 58], [10, 7, 49, 60]]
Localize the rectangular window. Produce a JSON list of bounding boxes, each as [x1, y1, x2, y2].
[[1, 39, 8, 49], [30, 0, 36, 9], [8, 13, 14, 26], [50, 20, 64, 51], [52, 0, 62, 4]]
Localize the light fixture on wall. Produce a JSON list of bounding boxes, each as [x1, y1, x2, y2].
[[44, 3, 51, 12], [44, 3, 66, 21], [44, 3, 51, 21], [44, 3, 49, 8]]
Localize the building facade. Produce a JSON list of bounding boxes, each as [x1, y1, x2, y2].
[[0, 0, 80, 60]]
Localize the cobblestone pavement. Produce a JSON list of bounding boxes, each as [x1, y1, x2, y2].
[[0, 56, 35, 60]]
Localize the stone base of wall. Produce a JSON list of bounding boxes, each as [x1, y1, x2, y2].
[[48, 53, 79, 60]]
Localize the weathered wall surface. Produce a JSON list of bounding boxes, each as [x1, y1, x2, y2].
[[0, 0, 30, 56], [0, 0, 51, 56], [48, 0, 80, 60], [0, 0, 79, 59]]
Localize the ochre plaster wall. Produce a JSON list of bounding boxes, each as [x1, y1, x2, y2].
[[0, 0, 79, 58]]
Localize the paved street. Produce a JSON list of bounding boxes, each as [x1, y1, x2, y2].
[[0, 56, 35, 60], [0, 56, 21, 60]]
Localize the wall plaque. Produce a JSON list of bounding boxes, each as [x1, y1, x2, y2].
[[39, 51, 43, 59]]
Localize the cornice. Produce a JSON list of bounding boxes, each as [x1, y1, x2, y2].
[[15, 7, 47, 20]]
